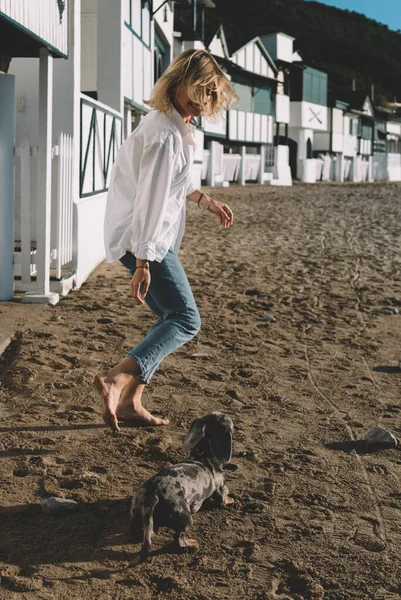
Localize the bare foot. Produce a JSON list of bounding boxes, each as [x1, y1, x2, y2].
[[116, 403, 169, 427], [94, 372, 130, 433], [116, 377, 169, 427], [222, 496, 235, 506]]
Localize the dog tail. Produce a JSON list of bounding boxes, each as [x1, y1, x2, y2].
[[141, 492, 159, 558]]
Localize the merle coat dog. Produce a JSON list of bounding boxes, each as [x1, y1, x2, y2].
[[130, 412, 234, 557]]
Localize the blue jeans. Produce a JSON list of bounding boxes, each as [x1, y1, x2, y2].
[[119, 249, 201, 383]]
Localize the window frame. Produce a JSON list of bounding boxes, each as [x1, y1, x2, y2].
[[124, 0, 151, 50]]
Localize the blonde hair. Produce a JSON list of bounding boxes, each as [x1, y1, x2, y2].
[[146, 49, 238, 119]]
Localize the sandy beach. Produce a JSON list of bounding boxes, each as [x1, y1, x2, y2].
[[1, 181, 401, 599]]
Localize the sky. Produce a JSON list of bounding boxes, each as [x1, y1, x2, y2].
[[305, 0, 401, 32]]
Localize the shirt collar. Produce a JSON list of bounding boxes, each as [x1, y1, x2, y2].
[[167, 106, 196, 144]]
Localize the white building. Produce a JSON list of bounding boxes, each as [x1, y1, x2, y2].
[[261, 32, 329, 184], [373, 107, 401, 182], [314, 92, 375, 183], [221, 35, 292, 186], [172, 17, 292, 187], [1, 0, 176, 304], [0, 0, 69, 303]]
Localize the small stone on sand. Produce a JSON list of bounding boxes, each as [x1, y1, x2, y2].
[[41, 496, 79, 516], [379, 307, 398, 315]]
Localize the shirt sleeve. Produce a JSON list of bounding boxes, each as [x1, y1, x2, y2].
[[130, 136, 176, 262], [186, 177, 197, 196]]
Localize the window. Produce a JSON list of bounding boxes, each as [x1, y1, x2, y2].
[[302, 67, 327, 106], [232, 82, 252, 112], [360, 121, 373, 140], [125, 0, 151, 47], [232, 79, 273, 115], [154, 30, 169, 83], [142, 1, 150, 46], [131, 0, 141, 34], [253, 86, 273, 116], [349, 119, 358, 136]]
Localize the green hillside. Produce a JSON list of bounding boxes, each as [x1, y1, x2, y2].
[[212, 0, 401, 105]]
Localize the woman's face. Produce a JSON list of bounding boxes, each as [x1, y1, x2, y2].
[[174, 86, 212, 122]]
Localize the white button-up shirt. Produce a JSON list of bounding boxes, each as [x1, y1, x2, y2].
[[104, 106, 197, 263]]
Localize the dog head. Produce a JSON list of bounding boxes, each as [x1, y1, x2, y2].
[[182, 412, 233, 467]]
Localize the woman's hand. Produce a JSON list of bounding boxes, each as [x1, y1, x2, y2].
[[130, 268, 151, 305], [207, 197, 233, 229]]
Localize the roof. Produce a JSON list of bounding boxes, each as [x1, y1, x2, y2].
[[329, 90, 378, 119], [226, 34, 254, 56], [204, 23, 230, 58], [225, 36, 278, 75], [260, 31, 295, 42], [374, 106, 401, 123], [0, 12, 67, 58], [212, 54, 278, 89], [332, 90, 370, 110]]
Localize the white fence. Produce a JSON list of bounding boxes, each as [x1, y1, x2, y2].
[[203, 114, 227, 138], [343, 157, 353, 181], [223, 154, 241, 182], [373, 153, 401, 181], [14, 136, 38, 285], [14, 133, 74, 290], [315, 154, 332, 181], [52, 133, 74, 279], [202, 148, 267, 184], [388, 153, 401, 180], [228, 110, 273, 144], [243, 155, 261, 180]]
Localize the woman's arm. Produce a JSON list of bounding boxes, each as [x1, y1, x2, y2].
[[129, 136, 175, 303], [131, 136, 176, 262], [187, 189, 233, 229], [129, 258, 150, 305]]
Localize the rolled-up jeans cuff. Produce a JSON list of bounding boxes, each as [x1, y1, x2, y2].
[[126, 353, 148, 384]]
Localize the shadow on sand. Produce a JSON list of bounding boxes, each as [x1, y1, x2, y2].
[[325, 440, 397, 454], [0, 495, 192, 579]]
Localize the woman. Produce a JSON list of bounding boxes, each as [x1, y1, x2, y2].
[[95, 49, 237, 433]]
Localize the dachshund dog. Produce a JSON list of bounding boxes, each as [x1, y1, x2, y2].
[[130, 412, 234, 558]]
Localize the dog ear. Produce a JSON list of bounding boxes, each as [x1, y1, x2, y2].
[[182, 419, 206, 452], [209, 428, 232, 464]]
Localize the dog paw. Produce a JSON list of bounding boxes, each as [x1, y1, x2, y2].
[[178, 538, 199, 553]]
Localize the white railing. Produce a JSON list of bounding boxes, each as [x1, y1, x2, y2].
[[0, 0, 68, 56], [80, 95, 123, 197], [243, 155, 261, 180], [228, 110, 273, 144], [373, 153, 401, 182], [343, 157, 353, 181], [14, 133, 74, 291], [388, 153, 401, 181], [222, 154, 241, 182], [354, 156, 370, 182], [14, 135, 38, 287], [202, 150, 210, 181], [52, 133, 73, 278], [315, 154, 332, 181], [202, 114, 227, 137]]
